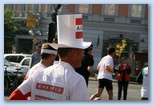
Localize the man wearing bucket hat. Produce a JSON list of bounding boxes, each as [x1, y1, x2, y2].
[[10, 14, 91, 100], [9, 42, 57, 100], [24, 42, 57, 80]]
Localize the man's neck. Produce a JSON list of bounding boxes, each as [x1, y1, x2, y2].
[[108, 54, 113, 58], [40, 59, 50, 67]]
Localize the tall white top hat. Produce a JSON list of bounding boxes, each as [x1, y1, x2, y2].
[[50, 14, 91, 50]]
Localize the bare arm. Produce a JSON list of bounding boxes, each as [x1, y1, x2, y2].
[[97, 66, 100, 71], [87, 66, 97, 80], [87, 66, 95, 77], [105, 66, 114, 73]]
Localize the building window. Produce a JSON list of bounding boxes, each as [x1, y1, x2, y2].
[[8, 4, 15, 11], [128, 4, 146, 18], [47, 4, 54, 12], [21, 4, 27, 12], [33, 4, 41, 12], [78, 4, 89, 13], [131, 4, 142, 18], [104, 4, 116, 16]]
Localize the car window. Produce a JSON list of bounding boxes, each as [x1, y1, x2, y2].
[[9, 56, 17, 62], [22, 59, 30, 66], [18, 56, 24, 63], [4, 59, 14, 66], [5, 56, 11, 61]]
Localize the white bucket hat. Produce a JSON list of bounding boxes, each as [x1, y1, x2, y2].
[[50, 14, 91, 50]]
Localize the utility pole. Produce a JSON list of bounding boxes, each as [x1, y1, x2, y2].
[[27, 4, 41, 52], [48, 4, 61, 43]]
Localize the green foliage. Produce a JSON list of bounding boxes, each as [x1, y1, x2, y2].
[[115, 39, 127, 57], [4, 9, 21, 53]]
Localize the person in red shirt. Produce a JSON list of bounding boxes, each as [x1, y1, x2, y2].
[[115, 57, 131, 100]]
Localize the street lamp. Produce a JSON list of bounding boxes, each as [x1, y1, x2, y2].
[[29, 29, 42, 36], [48, 4, 61, 43], [29, 29, 34, 35]]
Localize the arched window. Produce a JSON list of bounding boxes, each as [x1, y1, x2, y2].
[[131, 4, 142, 18], [104, 4, 116, 15], [78, 4, 89, 13]]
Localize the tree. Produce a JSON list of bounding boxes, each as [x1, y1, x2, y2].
[[115, 39, 127, 57], [4, 9, 21, 53]]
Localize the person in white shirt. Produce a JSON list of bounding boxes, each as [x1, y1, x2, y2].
[[24, 43, 57, 80], [136, 65, 148, 100], [9, 43, 57, 100], [10, 14, 91, 100], [90, 47, 116, 100]]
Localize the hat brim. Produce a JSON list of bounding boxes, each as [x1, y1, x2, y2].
[[50, 42, 92, 50]]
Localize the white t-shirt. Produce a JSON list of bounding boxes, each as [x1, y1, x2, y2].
[[97, 55, 114, 80], [141, 67, 148, 98], [18, 61, 89, 100], [26, 62, 46, 79]]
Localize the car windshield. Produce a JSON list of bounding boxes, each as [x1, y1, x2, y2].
[[4, 58, 14, 66]]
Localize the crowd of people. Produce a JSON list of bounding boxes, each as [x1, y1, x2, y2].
[[9, 14, 148, 100]]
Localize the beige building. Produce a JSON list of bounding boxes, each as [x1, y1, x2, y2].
[[4, 4, 148, 77]]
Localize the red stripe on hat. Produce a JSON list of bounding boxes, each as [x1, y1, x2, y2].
[[76, 32, 83, 39], [76, 18, 82, 25]]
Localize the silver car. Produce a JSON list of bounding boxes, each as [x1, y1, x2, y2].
[[4, 53, 32, 66], [18, 56, 32, 72]]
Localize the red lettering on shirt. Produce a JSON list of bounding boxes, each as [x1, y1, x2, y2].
[[35, 95, 54, 100], [36, 82, 64, 94]]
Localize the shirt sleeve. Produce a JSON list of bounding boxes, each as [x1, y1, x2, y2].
[[97, 58, 102, 68], [105, 57, 113, 69], [9, 73, 37, 100], [86, 56, 94, 66], [18, 75, 34, 95], [9, 88, 29, 100]]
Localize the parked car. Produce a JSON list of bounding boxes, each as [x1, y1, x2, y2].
[[18, 56, 32, 72], [4, 53, 32, 66], [4, 58, 27, 93]]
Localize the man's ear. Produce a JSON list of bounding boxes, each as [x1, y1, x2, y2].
[[70, 49, 76, 56]]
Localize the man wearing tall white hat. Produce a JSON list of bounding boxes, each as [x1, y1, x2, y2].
[[10, 14, 91, 100]]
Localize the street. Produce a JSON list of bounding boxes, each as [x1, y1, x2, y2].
[[88, 77, 141, 100], [4, 77, 141, 100]]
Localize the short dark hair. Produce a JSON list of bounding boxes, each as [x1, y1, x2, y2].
[[108, 47, 115, 55], [84, 44, 93, 53], [58, 48, 73, 58]]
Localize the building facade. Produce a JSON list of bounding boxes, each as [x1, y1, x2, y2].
[[4, 4, 148, 77]]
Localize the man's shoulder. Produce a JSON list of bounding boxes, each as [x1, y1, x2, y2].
[[101, 55, 112, 60]]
